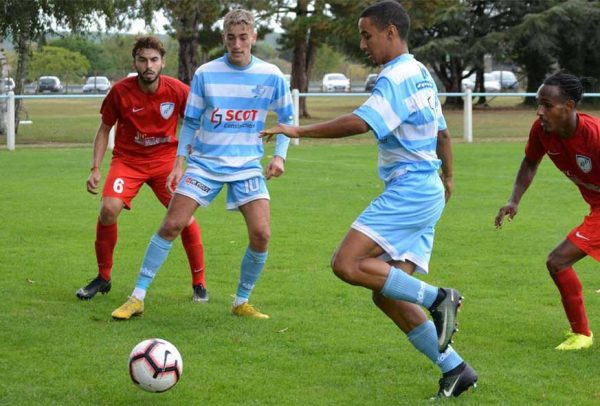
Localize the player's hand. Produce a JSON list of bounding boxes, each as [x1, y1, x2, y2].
[[495, 203, 518, 229], [166, 166, 184, 194], [265, 156, 285, 180], [87, 168, 101, 194], [260, 124, 299, 143], [441, 175, 453, 203]]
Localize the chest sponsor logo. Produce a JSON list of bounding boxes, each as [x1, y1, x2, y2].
[[160, 102, 175, 120], [210, 108, 258, 129], [576, 154, 592, 173], [134, 132, 171, 146]]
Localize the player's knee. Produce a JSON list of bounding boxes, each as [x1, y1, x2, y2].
[[546, 251, 564, 274], [330, 254, 358, 284], [249, 229, 270, 251], [159, 217, 186, 240], [99, 206, 119, 224]]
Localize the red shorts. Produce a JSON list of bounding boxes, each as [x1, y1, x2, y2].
[[567, 207, 600, 261], [102, 158, 174, 210]]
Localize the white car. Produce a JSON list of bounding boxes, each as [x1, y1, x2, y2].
[[3, 77, 15, 92], [322, 73, 350, 93], [461, 72, 501, 92], [83, 76, 111, 93], [490, 70, 518, 90]]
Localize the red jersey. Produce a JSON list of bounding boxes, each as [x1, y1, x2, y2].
[[101, 75, 189, 163], [525, 113, 600, 207]]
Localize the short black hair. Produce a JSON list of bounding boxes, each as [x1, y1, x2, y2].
[[359, 1, 410, 40], [543, 73, 583, 105]]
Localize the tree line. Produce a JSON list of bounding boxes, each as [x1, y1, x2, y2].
[[1, 0, 599, 117]]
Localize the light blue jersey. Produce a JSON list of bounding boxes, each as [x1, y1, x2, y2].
[[181, 54, 293, 181], [353, 53, 446, 182], [351, 54, 447, 273]]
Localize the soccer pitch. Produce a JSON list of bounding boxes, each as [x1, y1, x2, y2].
[[1, 141, 599, 404]]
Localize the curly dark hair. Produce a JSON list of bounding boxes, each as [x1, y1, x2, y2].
[[132, 36, 166, 59]]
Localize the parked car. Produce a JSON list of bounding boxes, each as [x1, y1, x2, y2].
[[461, 72, 501, 92], [490, 70, 518, 90], [36, 76, 63, 93], [83, 76, 111, 93], [364, 73, 378, 91], [322, 73, 350, 92], [3, 77, 15, 92]]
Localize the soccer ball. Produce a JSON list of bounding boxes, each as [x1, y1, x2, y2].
[[128, 338, 183, 392]]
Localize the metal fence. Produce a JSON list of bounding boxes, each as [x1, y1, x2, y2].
[[3, 90, 600, 151]]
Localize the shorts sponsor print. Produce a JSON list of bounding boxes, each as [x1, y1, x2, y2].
[[175, 172, 269, 210]]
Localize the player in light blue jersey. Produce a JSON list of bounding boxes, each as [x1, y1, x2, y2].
[[112, 9, 293, 320], [261, 1, 476, 399]]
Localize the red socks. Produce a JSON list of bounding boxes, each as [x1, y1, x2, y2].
[[95, 221, 117, 281], [551, 267, 591, 336], [181, 219, 205, 286]]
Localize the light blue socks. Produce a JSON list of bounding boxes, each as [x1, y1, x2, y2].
[[408, 320, 463, 373], [132, 234, 173, 300], [235, 247, 268, 305], [381, 266, 439, 308]]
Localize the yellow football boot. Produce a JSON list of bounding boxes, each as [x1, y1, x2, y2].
[[111, 296, 144, 320], [232, 302, 270, 319], [555, 331, 593, 350]]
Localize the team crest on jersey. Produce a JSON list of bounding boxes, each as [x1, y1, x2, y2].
[[576, 154, 592, 173], [160, 102, 175, 119], [251, 85, 266, 98]]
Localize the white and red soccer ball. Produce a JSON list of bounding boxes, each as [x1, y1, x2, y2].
[[128, 338, 183, 392]]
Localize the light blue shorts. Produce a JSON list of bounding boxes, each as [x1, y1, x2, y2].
[[175, 173, 270, 210], [351, 171, 445, 274]]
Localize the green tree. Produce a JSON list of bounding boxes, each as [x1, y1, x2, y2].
[[311, 44, 346, 80], [28, 46, 90, 85], [49, 36, 111, 77], [139, 0, 232, 84], [0, 0, 135, 128]]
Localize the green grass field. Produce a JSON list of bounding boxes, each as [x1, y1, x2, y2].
[[5, 95, 600, 146], [2, 137, 600, 404]]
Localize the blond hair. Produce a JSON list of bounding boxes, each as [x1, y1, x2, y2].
[[223, 9, 255, 32]]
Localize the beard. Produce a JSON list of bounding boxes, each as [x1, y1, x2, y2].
[[137, 66, 162, 85]]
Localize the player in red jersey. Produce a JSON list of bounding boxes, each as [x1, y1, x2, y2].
[[496, 72, 600, 350], [76, 36, 207, 303]]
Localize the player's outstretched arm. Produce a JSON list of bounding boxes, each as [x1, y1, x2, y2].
[[87, 122, 112, 194], [495, 157, 540, 229], [260, 113, 369, 142]]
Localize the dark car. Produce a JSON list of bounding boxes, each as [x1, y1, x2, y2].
[[36, 76, 63, 93], [364, 74, 377, 91]]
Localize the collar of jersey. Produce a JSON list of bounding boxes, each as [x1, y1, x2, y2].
[[223, 53, 255, 71], [384, 53, 414, 68]]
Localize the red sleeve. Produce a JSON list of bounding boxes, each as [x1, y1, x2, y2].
[[178, 81, 190, 118], [100, 87, 119, 127], [524, 120, 546, 163]]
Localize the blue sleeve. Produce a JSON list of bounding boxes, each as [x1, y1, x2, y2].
[[177, 116, 201, 157], [274, 134, 291, 160], [271, 74, 294, 160]]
